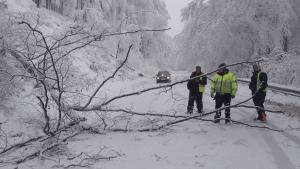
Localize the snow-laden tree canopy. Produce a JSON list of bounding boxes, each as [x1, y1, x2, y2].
[[33, 0, 173, 68], [176, 0, 300, 86], [0, 0, 173, 106]]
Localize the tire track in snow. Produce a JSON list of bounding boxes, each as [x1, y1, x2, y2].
[[266, 122, 300, 146], [130, 74, 298, 168], [260, 130, 296, 169], [236, 107, 297, 169], [236, 101, 300, 147], [172, 74, 298, 168], [235, 83, 300, 146]]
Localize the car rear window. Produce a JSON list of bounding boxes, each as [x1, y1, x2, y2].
[[158, 71, 170, 75]]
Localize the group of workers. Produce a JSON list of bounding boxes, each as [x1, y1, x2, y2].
[[187, 63, 268, 123]]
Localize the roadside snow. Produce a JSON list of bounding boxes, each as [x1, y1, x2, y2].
[[10, 71, 300, 169], [1, 1, 300, 168]]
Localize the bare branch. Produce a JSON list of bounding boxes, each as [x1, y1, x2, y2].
[[94, 90, 282, 132], [36, 80, 54, 136], [77, 60, 263, 111], [19, 21, 64, 131], [15, 142, 60, 164], [102, 28, 171, 37], [80, 44, 133, 110], [229, 119, 282, 132], [99, 109, 185, 119], [50, 28, 171, 66], [237, 105, 284, 114], [13, 131, 81, 164], [67, 152, 84, 160], [0, 136, 44, 155], [137, 90, 281, 132], [64, 164, 90, 169]]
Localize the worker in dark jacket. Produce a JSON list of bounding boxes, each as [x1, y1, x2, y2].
[[187, 66, 207, 114], [249, 64, 268, 121]]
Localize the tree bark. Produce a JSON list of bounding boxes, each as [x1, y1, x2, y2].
[[33, 0, 41, 8], [283, 35, 288, 52], [46, 0, 51, 9], [59, 0, 64, 14]]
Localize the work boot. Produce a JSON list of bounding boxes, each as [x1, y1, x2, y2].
[[214, 112, 221, 123], [198, 110, 203, 115], [261, 112, 267, 122], [254, 112, 263, 121], [187, 106, 193, 114], [225, 113, 231, 124]]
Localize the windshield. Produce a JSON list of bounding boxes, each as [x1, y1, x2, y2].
[[158, 71, 170, 75]]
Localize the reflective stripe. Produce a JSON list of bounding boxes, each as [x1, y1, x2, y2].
[[198, 76, 205, 93], [210, 72, 238, 96], [199, 85, 205, 92], [257, 72, 267, 92]]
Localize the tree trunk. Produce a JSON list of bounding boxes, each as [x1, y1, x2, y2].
[[33, 0, 41, 8], [46, 0, 51, 9], [59, 0, 64, 14], [283, 35, 288, 52], [76, 0, 84, 10]]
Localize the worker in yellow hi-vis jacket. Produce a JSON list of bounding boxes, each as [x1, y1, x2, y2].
[[210, 63, 238, 124]]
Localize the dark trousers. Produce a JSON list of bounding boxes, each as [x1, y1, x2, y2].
[[215, 93, 231, 118], [187, 92, 203, 113], [252, 92, 266, 117]]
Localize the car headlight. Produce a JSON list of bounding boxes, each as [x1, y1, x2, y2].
[[167, 76, 170, 79]]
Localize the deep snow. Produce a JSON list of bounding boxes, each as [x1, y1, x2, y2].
[[1, 0, 300, 169], [3, 71, 300, 169]]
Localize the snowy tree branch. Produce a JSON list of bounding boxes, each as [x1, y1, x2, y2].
[[102, 28, 171, 37], [80, 44, 133, 110], [135, 89, 282, 132], [51, 28, 171, 66], [78, 60, 264, 111], [90, 89, 283, 133], [19, 21, 64, 131]]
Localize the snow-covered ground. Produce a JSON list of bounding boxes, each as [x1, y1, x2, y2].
[[1, 1, 300, 168], [10, 71, 300, 169]]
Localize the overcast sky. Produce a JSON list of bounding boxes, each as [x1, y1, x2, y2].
[[164, 0, 193, 37]]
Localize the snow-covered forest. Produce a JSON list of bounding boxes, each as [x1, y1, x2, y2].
[[175, 0, 300, 86], [0, 0, 300, 169]]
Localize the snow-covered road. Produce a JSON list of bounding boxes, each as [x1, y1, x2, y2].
[[19, 71, 300, 169]]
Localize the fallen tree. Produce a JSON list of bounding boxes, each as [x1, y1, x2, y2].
[[0, 16, 286, 168]]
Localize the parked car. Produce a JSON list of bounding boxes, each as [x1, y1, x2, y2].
[[156, 71, 171, 83]]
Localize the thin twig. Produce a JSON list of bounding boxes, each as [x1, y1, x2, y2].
[[78, 60, 263, 111], [19, 21, 64, 132], [102, 28, 171, 37], [0, 136, 44, 155], [64, 164, 90, 169], [81, 44, 133, 109], [99, 89, 282, 132]]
